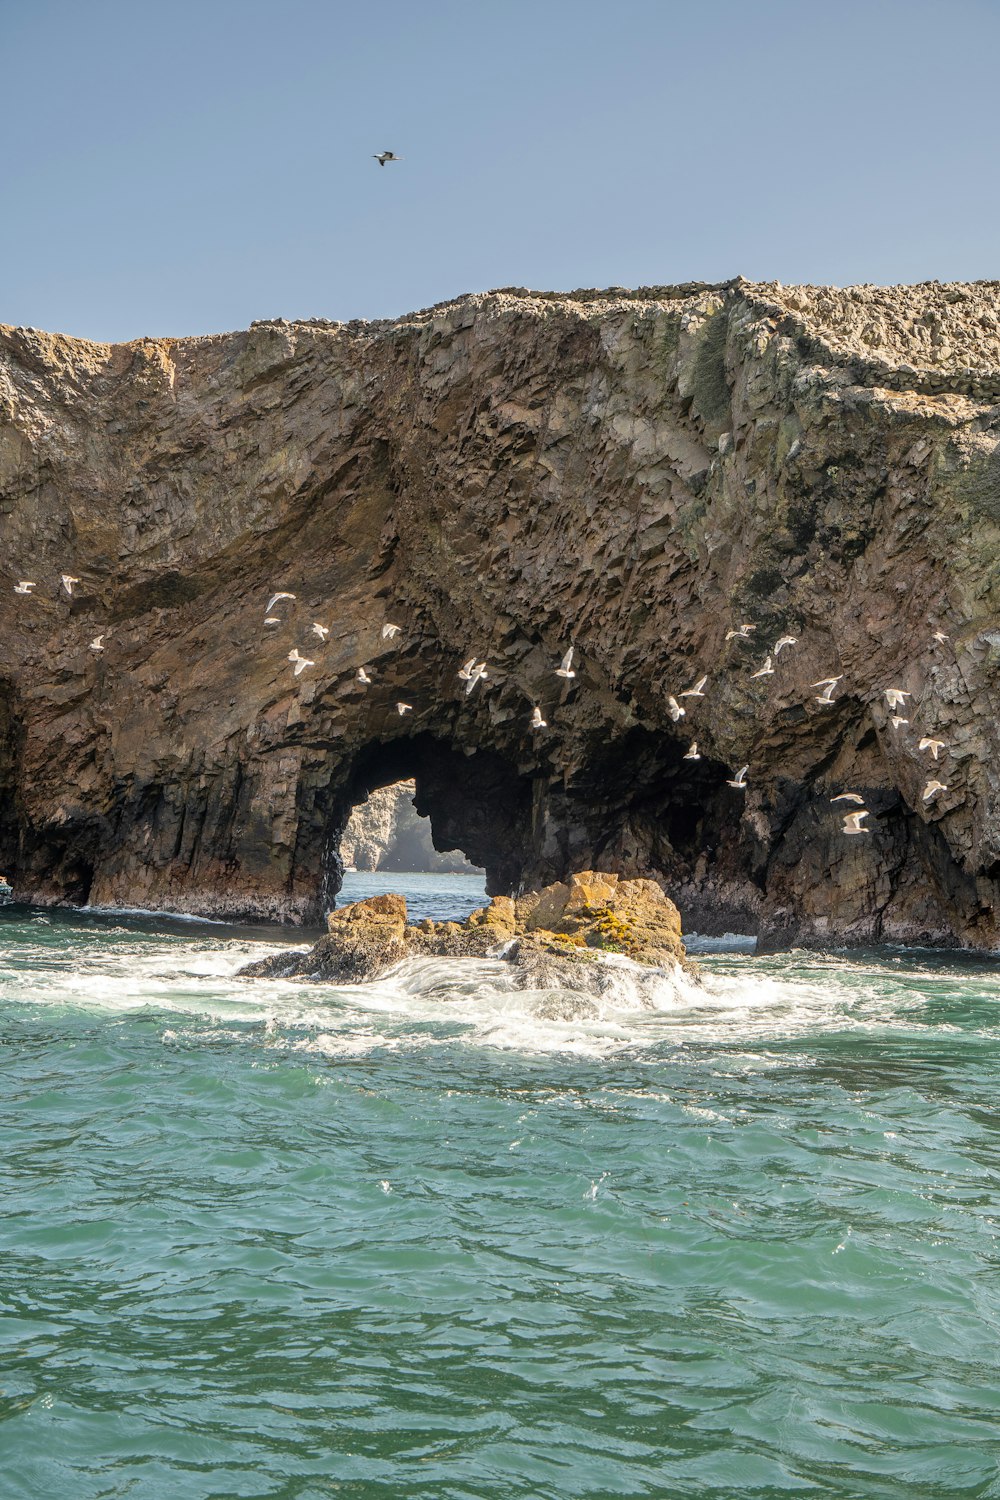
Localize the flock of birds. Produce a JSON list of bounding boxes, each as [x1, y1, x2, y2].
[[660, 621, 954, 838], [11, 573, 955, 841]]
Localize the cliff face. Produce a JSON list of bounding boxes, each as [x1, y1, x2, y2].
[[3, 278, 1000, 946]]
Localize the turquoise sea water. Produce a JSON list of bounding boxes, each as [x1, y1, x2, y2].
[[3, 877, 1000, 1499]]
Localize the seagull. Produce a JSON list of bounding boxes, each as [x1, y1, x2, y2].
[[457, 657, 478, 681], [530, 706, 547, 729], [890, 716, 909, 730], [396, 702, 413, 716], [750, 656, 774, 679], [883, 688, 910, 709], [922, 779, 948, 802], [373, 151, 402, 166], [89, 634, 105, 652], [311, 623, 330, 641], [13, 581, 36, 595], [831, 793, 865, 805], [287, 649, 314, 677], [726, 765, 749, 789], [382, 623, 401, 641], [773, 635, 798, 654], [61, 574, 80, 595], [683, 741, 701, 760], [812, 676, 841, 705], [931, 630, 949, 644], [842, 810, 870, 835], [725, 624, 756, 641], [919, 737, 945, 760], [555, 647, 576, 679], [264, 616, 281, 626], [265, 591, 295, 613], [679, 675, 708, 698], [666, 695, 686, 722], [465, 662, 488, 695], [356, 667, 372, 685]]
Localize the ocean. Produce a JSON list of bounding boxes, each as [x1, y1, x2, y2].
[[3, 872, 1000, 1498]]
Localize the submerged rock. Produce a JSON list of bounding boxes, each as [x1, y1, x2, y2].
[[238, 872, 692, 990]]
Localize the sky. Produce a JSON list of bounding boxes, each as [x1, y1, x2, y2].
[[2, 0, 998, 342]]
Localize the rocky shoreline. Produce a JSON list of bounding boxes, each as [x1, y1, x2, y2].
[[240, 871, 692, 994]]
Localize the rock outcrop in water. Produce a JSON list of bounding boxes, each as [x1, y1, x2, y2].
[[239, 871, 688, 991], [3, 279, 1000, 946]]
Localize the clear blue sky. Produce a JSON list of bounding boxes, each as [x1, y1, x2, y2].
[[3, 0, 997, 342]]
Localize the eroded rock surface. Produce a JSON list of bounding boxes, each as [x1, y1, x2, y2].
[[239, 873, 689, 989], [3, 280, 1000, 946]]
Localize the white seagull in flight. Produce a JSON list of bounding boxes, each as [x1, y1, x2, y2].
[[726, 765, 749, 789], [396, 702, 413, 716], [750, 656, 774, 679], [373, 151, 402, 166], [883, 688, 910, 710], [773, 635, 798, 654], [61, 574, 80, 595], [465, 662, 488, 695], [382, 623, 402, 641], [923, 779, 948, 802], [842, 811, 870, 835], [725, 624, 756, 641], [356, 667, 372, 685], [666, 695, 686, 722], [266, 592, 295, 613], [831, 793, 865, 805], [89, 634, 105, 652], [287, 649, 314, 676], [919, 737, 945, 760], [530, 706, 547, 729], [679, 675, 708, 698], [812, 676, 842, 705], [555, 648, 576, 679], [683, 741, 700, 760], [14, 581, 35, 595], [311, 623, 330, 641]]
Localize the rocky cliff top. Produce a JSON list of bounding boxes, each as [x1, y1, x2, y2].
[[3, 279, 1000, 948]]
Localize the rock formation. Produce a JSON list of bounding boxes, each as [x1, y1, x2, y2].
[[3, 278, 1000, 946], [340, 779, 476, 873], [240, 871, 688, 993]]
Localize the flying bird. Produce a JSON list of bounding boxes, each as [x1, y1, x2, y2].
[[726, 765, 749, 789], [555, 648, 576, 679], [465, 662, 488, 695], [666, 695, 686, 722], [13, 581, 35, 595], [89, 634, 105, 652], [931, 630, 949, 644], [356, 667, 372, 685], [922, 779, 948, 802], [530, 706, 547, 730], [725, 625, 756, 641], [831, 793, 865, 805], [265, 592, 295, 613], [883, 688, 911, 709], [679, 675, 708, 698], [842, 811, 870, 835], [683, 741, 700, 760], [890, 716, 909, 730], [61, 574, 80, 595], [396, 702, 413, 716], [919, 737, 945, 760], [287, 649, 314, 676], [373, 151, 402, 166], [264, 616, 281, 627], [750, 656, 774, 679], [311, 623, 330, 641], [812, 676, 842, 705], [382, 623, 402, 641], [773, 635, 798, 654]]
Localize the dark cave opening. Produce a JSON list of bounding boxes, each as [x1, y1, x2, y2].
[[321, 734, 533, 912]]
